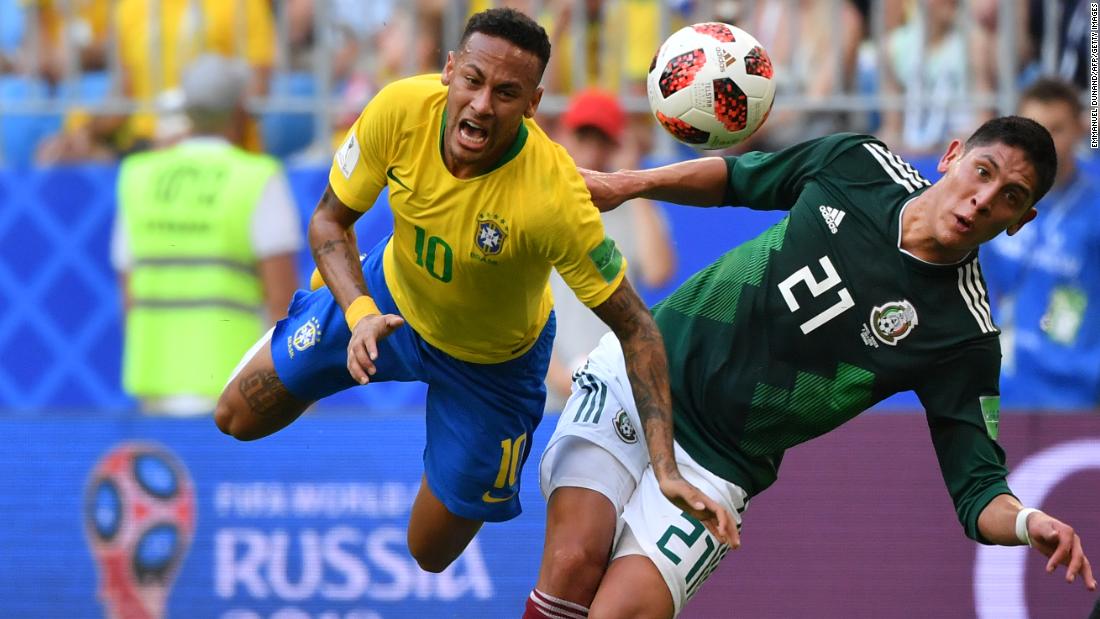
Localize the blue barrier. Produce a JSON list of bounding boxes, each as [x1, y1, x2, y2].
[[0, 414, 551, 618], [3, 412, 1097, 618]]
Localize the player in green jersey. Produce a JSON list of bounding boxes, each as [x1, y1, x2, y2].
[[524, 117, 1094, 619]]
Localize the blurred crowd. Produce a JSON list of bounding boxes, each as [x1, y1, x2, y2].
[[0, 0, 1092, 166]]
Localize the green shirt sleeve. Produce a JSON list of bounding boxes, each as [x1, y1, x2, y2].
[[721, 133, 872, 210], [915, 340, 1015, 544]]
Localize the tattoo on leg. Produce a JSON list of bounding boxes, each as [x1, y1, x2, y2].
[[238, 369, 293, 417]]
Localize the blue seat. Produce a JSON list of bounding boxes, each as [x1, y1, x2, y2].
[[57, 71, 112, 103], [0, 0, 23, 55], [0, 76, 61, 168], [261, 71, 318, 158]]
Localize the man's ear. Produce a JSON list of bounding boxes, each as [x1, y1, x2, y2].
[[936, 139, 964, 174], [441, 51, 455, 86], [1006, 207, 1038, 236], [525, 85, 544, 118]]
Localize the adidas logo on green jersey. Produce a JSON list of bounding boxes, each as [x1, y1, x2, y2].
[[819, 205, 846, 234]]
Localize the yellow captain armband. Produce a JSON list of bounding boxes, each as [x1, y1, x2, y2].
[[309, 267, 326, 291], [345, 295, 381, 331]]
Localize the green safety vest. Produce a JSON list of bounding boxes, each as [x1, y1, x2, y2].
[[118, 141, 280, 398]]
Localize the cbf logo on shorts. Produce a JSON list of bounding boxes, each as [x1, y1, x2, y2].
[[287, 317, 322, 359], [614, 410, 638, 443], [84, 442, 195, 619]]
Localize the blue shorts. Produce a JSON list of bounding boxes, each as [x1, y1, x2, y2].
[[271, 237, 555, 522]]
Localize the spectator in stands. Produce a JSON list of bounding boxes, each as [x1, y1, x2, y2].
[[732, 0, 869, 150], [284, 0, 408, 158], [530, 0, 663, 161], [284, 0, 401, 85], [982, 77, 1099, 410], [545, 89, 676, 410], [970, 0, 1089, 92], [0, 0, 110, 81], [880, 0, 980, 153], [1022, 0, 1091, 89], [537, 0, 658, 97], [29, 0, 111, 84], [287, 0, 454, 162], [36, 0, 275, 163], [111, 54, 301, 416]]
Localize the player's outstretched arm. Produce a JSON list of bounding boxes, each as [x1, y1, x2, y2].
[[309, 185, 368, 303], [579, 157, 728, 212], [591, 278, 737, 547], [308, 184, 404, 384], [978, 494, 1096, 591]]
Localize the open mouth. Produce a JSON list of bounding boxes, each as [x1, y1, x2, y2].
[[457, 119, 489, 150], [953, 214, 973, 233]]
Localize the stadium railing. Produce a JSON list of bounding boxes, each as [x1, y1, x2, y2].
[[0, 0, 1059, 166]]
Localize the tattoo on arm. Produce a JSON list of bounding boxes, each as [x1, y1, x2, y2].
[[310, 186, 370, 300], [314, 238, 347, 258], [593, 280, 679, 480]]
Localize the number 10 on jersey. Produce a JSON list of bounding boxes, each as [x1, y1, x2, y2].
[[413, 225, 453, 282], [778, 256, 855, 334]]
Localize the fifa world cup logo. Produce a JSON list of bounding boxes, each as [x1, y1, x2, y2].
[[84, 442, 196, 619]]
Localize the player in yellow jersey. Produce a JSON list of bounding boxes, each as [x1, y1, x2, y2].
[[215, 8, 732, 576]]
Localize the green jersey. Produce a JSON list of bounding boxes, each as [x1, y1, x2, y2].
[[656, 134, 1012, 542]]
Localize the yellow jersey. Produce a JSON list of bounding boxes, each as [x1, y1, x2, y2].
[[34, 0, 111, 51], [329, 75, 626, 364]]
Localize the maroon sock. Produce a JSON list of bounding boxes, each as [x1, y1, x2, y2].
[[523, 589, 590, 618]]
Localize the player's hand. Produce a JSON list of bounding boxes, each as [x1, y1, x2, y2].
[[1027, 511, 1096, 591], [658, 475, 740, 549], [579, 167, 629, 212], [346, 313, 405, 384]]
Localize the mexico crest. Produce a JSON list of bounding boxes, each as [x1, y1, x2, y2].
[[614, 410, 638, 444], [870, 300, 918, 346], [474, 212, 509, 255]]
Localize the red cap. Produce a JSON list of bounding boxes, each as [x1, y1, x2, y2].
[[561, 89, 626, 144]]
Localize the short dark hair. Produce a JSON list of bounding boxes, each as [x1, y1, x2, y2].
[[964, 116, 1057, 205], [1019, 76, 1084, 118], [459, 8, 551, 75]]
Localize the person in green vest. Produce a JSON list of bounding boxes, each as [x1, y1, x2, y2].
[[111, 54, 301, 416]]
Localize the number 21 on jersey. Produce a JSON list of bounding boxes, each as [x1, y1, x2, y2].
[[778, 256, 855, 334]]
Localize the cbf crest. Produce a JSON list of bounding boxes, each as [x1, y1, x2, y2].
[[474, 212, 510, 256], [869, 300, 919, 346], [287, 317, 322, 358]]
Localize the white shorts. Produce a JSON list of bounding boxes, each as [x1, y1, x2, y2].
[[225, 327, 275, 386], [539, 333, 748, 616]]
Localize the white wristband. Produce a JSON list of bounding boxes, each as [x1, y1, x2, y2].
[[1015, 508, 1040, 546]]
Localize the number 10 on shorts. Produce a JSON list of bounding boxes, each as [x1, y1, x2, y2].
[[483, 433, 527, 503]]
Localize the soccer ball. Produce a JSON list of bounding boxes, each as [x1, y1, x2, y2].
[[647, 22, 776, 149]]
